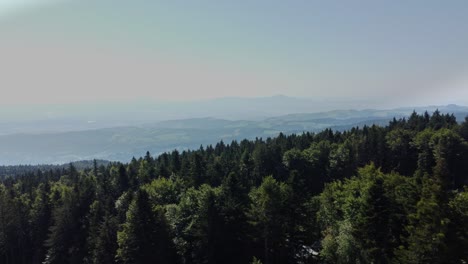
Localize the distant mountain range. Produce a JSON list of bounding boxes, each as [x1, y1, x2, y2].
[[1, 104, 467, 165], [0, 95, 397, 135]]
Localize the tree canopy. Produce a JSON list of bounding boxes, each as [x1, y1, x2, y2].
[[1, 111, 468, 263]]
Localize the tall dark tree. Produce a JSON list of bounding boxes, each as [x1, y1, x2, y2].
[[117, 189, 176, 264]]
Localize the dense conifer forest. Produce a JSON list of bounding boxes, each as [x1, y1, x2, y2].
[[1, 111, 468, 264]]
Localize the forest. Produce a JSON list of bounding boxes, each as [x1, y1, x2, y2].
[[1, 110, 468, 264]]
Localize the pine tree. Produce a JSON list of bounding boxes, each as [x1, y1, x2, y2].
[[248, 176, 293, 264], [92, 214, 118, 264], [116, 189, 176, 264]]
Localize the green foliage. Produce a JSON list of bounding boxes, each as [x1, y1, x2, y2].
[[142, 176, 184, 205], [319, 164, 438, 263], [167, 184, 224, 263], [1, 112, 467, 263], [248, 176, 293, 264], [446, 188, 468, 262], [116, 189, 176, 264], [395, 177, 449, 263], [251, 256, 263, 264]]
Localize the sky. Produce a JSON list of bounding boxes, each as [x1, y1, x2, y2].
[[1, 0, 468, 107]]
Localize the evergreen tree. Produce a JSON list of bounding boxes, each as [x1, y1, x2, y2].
[[248, 176, 293, 264], [116, 189, 176, 264]]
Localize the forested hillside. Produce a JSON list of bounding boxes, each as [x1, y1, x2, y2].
[[1, 111, 468, 264], [0, 160, 110, 179]]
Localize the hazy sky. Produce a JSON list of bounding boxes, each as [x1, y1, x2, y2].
[[1, 0, 468, 106]]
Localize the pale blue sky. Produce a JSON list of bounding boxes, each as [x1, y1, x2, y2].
[[1, 0, 468, 107]]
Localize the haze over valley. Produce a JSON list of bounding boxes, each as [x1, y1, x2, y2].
[[1, 97, 467, 165]]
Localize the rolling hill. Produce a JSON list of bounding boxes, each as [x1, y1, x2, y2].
[[0, 105, 467, 165]]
